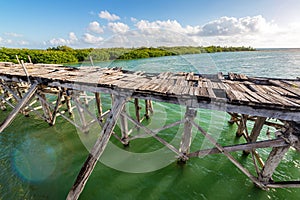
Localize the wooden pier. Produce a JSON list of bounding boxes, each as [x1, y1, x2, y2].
[[0, 62, 300, 199]]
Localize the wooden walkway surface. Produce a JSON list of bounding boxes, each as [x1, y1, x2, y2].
[[1, 63, 299, 121]]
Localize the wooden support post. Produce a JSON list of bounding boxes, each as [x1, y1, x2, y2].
[[259, 121, 300, 184], [244, 117, 267, 155], [82, 91, 89, 107], [38, 92, 53, 123], [67, 96, 126, 200], [110, 94, 114, 106], [120, 103, 129, 146], [179, 107, 197, 161], [134, 98, 140, 122], [149, 100, 153, 114], [0, 91, 7, 111], [0, 83, 38, 133], [259, 146, 290, 183], [50, 90, 63, 126], [236, 114, 248, 137], [145, 100, 153, 119], [228, 112, 239, 125], [95, 92, 103, 121], [65, 91, 73, 116], [74, 95, 89, 134], [145, 100, 150, 119]]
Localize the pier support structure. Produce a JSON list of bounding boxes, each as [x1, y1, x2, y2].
[[0, 65, 300, 199]]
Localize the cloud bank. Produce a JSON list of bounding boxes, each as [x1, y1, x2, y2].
[[99, 10, 120, 21], [2, 11, 299, 48]]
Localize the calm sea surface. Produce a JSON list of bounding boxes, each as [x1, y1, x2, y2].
[[1, 50, 300, 200]]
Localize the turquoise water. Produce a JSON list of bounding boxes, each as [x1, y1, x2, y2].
[[1, 50, 300, 199]]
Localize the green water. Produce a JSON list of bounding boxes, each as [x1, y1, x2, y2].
[[1, 51, 300, 199]]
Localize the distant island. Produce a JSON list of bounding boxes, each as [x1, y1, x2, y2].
[[0, 46, 255, 64]]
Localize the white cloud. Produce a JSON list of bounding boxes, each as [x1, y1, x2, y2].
[[108, 22, 129, 33], [4, 32, 23, 37], [131, 17, 138, 22], [6, 39, 13, 44], [135, 19, 186, 34], [87, 21, 104, 34], [18, 40, 29, 45], [100, 29, 199, 48], [99, 10, 120, 21], [199, 15, 278, 36], [47, 32, 78, 46], [0, 36, 29, 46], [69, 32, 78, 42], [48, 38, 69, 46], [82, 33, 103, 44], [39, 15, 300, 48]]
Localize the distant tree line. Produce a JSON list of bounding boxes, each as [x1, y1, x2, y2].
[[0, 45, 255, 64]]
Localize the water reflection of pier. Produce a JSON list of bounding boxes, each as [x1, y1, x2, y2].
[[0, 62, 299, 199]]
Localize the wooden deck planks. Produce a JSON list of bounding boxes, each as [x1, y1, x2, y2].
[[1, 63, 300, 112]]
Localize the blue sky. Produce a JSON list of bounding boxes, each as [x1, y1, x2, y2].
[[1, 0, 300, 48]]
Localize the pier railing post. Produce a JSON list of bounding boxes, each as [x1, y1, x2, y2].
[[67, 95, 127, 200], [179, 106, 197, 161]]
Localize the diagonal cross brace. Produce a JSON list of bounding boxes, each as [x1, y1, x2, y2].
[[67, 95, 127, 200], [0, 82, 38, 133]]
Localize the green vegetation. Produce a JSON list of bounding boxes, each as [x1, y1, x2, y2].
[[0, 45, 255, 64]]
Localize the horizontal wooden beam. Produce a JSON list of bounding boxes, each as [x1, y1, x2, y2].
[[188, 138, 288, 157], [265, 181, 300, 188]]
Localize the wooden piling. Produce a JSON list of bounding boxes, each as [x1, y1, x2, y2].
[[145, 100, 150, 119], [134, 98, 140, 122], [38, 92, 53, 124], [74, 94, 89, 134], [259, 146, 290, 183], [65, 90, 73, 116], [67, 96, 126, 200], [179, 107, 197, 161], [236, 114, 248, 137], [243, 117, 267, 155], [95, 92, 103, 120], [50, 90, 63, 126], [120, 103, 129, 146]]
